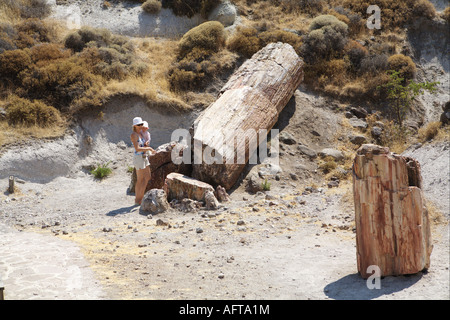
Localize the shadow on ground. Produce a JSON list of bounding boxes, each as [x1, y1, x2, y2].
[[324, 272, 424, 300]]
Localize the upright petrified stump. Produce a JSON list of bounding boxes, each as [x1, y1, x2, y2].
[[352, 144, 432, 279], [191, 42, 304, 190]]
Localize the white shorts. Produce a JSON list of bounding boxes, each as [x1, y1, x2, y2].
[[133, 154, 150, 170]]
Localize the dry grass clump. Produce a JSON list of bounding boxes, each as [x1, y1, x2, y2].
[[5, 95, 61, 127], [142, 0, 162, 14], [442, 7, 450, 24], [417, 121, 443, 143], [168, 21, 239, 92], [342, 0, 436, 30], [226, 25, 302, 58], [387, 54, 417, 81]]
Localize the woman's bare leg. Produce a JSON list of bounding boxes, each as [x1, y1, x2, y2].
[[135, 167, 151, 205]]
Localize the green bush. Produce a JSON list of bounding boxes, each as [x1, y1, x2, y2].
[[142, 0, 162, 14], [6, 95, 61, 127], [162, 0, 221, 18], [90, 162, 113, 179], [178, 21, 225, 59]]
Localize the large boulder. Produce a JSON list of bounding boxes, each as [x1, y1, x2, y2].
[[353, 144, 432, 278], [208, 0, 237, 27]]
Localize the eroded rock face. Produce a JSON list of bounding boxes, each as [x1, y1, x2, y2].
[[352, 144, 432, 279]]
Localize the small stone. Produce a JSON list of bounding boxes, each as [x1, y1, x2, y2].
[[196, 227, 203, 234], [218, 273, 225, 279], [102, 227, 112, 232], [237, 220, 245, 225]]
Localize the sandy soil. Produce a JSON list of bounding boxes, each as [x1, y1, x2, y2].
[[0, 88, 448, 300]]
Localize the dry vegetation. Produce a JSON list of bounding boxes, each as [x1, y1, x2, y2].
[[0, 0, 448, 149]]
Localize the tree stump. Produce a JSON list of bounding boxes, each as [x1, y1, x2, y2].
[[8, 176, 14, 194], [352, 144, 432, 279], [191, 42, 304, 190]]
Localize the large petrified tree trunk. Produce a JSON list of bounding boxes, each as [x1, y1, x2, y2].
[[352, 144, 432, 279], [191, 42, 304, 190]]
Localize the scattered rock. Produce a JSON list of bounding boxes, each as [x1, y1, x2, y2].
[[349, 106, 368, 119], [215, 185, 231, 202], [318, 148, 344, 161], [327, 180, 339, 188], [279, 131, 297, 145], [208, 0, 236, 27], [196, 227, 203, 234], [289, 173, 298, 180], [205, 190, 219, 210], [297, 145, 317, 159], [141, 189, 169, 214], [371, 126, 383, 138], [246, 174, 263, 193], [102, 227, 112, 232], [348, 117, 368, 130], [349, 135, 367, 145], [156, 219, 169, 227]]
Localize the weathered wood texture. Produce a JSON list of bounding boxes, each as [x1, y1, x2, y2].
[[129, 142, 191, 193], [353, 144, 432, 279], [191, 42, 304, 190], [164, 172, 215, 202]]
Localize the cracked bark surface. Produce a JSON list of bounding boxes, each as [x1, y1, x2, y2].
[[352, 144, 432, 279], [191, 42, 304, 190]]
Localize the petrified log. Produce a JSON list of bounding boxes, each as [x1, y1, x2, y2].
[[164, 172, 215, 202], [352, 144, 432, 279], [191, 42, 304, 190], [129, 141, 191, 193]]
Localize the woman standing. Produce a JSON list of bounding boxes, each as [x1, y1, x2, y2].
[[131, 117, 155, 205]]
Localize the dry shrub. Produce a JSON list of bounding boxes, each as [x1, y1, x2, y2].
[[343, 0, 435, 29], [360, 53, 388, 75], [269, 0, 324, 16], [142, 0, 162, 14], [30, 43, 71, 65], [387, 54, 416, 80], [344, 40, 367, 71], [16, 18, 55, 46], [418, 121, 441, 142], [259, 29, 302, 54], [20, 58, 104, 110], [226, 26, 260, 58], [319, 156, 338, 174], [162, 0, 221, 18], [169, 21, 233, 91], [0, 48, 31, 81], [300, 15, 348, 63], [64, 27, 112, 53], [442, 7, 450, 24], [177, 21, 225, 59], [6, 95, 61, 127]]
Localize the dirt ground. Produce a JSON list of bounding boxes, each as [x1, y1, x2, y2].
[[0, 89, 448, 299]]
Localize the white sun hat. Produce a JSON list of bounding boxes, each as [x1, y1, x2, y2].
[[142, 121, 149, 128], [133, 117, 144, 126]]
